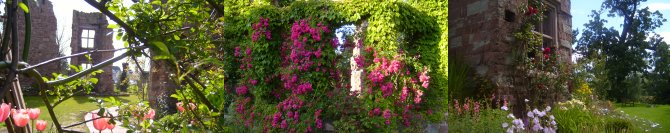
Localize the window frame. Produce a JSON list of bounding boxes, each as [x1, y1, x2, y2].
[[81, 29, 96, 49], [532, 1, 559, 49]]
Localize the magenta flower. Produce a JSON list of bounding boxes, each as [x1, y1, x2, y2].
[[236, 85, 248, 95], [234, 46, 241, 57], [383, 109, 392, 125], [400, 86, 409, 101]]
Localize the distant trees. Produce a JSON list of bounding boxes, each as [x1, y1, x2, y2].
[[575, 0, 667, 103]]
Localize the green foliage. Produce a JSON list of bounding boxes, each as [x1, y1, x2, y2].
[[447, 108, 508, 133], [575, 0, 667, 102]]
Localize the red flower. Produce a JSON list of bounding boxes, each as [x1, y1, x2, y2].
[[543, 47, 551, 54], [544, 54, 550, 60], [527, 6, 539, 16]]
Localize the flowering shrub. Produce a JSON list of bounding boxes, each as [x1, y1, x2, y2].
[[552, 99, 660, 132], [448, 98, 508, 132]]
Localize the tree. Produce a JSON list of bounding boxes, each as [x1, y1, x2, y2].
[[575, 0, 666, 102], [650, 40, 670, 103]]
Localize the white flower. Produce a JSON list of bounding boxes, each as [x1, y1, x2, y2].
[[503, 123, 509, 128], [525, 99, 530, 102], [533, 108, 540, 114], [501, 106, 509, 111], [550, 115, 555, 120], [545, 106, 551, 112], [527, 111, 535, 117], [507, 113, 516, 119]]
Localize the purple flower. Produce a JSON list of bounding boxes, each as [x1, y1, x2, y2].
[[246, 47, 252, 55], [265, 31, 272, 40]]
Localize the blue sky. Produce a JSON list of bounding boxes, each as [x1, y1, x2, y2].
[[572, 0, 670, 41]]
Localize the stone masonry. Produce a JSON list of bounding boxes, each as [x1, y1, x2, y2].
[[449, 0, 572, 104], [16, 0, 63, 91], [70, 11, 115, 94]]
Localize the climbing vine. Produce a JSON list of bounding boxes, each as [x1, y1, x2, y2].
[[512, 0, 569, 107], [223, 0, 447, 132]]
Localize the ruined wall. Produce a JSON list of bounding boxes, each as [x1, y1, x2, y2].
[[16, 0, 62, 91], [70, 11, 115, 94], [449, 0, 572, 104]]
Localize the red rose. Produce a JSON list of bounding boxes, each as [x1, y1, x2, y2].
[[527, 6, 538, 16]]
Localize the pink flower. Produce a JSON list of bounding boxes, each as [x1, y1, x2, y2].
[[400, 87, 409, 101], [91, 113, 109, 131], [234, 46, 241, 57], [383, 109, 392, 125], [36, 120, 47, 131], [414, 89, 423, 104], [250, 79, 258, 86], [0, 103, 10, 122], [143, 109, 155, 121], [474, 102, 481, 115], [354, 56, 365, 68], [12, 109, 29, 127], [419, 69, 430, 88], [236, 85, 249, 95], [107, 121, 116, 130], [176, 102, 185, 112], [280, 119, 288, 129], [272, 112, 282, 128], [246, 47, 252, 56], [389, 60, 401, 73], [27, 108, 40, 120], [369, 108, 381, 116], [316, 119, 323, 129]]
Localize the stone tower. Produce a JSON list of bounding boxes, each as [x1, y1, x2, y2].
[[449, 0, 572, 103], [70, 11, 115, 94]]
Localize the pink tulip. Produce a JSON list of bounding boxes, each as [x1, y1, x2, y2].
[[176, 102, 185, 112], [106, 121, 115, 130], [27, 108, 40, 120], [91, 113, 109, 131], [188, 103, 197, 110], [0, 103, 10, 122], [36, 120, 47, 131], [143, 109, 155, 120], [12, 110, 30, 127]]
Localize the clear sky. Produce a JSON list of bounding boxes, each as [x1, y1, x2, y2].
[[572, 0, 670, 41]]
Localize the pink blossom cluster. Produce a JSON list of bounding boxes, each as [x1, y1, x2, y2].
[[236, 85, 248, 95], [382, 109, 392, 125], [252, 17, 271, 42], [293, 82, 313, 95], [368, 108, 381, 116], [419, 68, 430, 88], [314, 109, 323, 129]]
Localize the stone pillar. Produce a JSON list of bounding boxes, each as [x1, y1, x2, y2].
[[350, 20, 368, 94], [148, 60, 177, 117]]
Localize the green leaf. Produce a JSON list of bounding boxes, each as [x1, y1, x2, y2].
[[18, 2, 29, 13], [148, 41, 174, 60], [107, 24, 120, 29]]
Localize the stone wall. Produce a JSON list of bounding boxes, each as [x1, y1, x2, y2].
[[70, 11, 115, 94], [16, 0, 63, 91], [449, 0, 572, 104]]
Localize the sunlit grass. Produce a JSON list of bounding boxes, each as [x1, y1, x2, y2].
[[21, 95, 141, 132], [616, 104, 670, 132]]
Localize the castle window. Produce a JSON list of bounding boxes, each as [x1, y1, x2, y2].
[[81, 29, 95, 49], [533, 2, 558, 49], [82, 63, 92, 70]]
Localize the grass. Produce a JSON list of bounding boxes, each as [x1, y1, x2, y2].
[[616, 103, 670, 132], [20, 95, 141, 132]]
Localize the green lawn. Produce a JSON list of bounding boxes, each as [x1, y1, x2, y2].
[[617, 104, 670, 132], [22, 95, 141, 132]]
